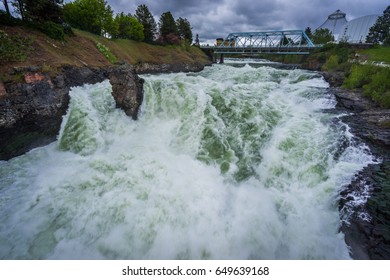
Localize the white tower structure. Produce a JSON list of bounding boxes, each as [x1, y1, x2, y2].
[[317, 9, 348, 37]]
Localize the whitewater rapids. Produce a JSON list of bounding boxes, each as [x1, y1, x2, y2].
[[0, 62, 374, 259]]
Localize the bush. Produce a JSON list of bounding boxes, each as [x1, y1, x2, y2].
[[62, 23, 74, 36], [96, 42, 117, 64], [364, 67, 390, 108], [343, 64, 390, 108], [343, 64, 376, 89], [0, 30, 33, 62], [41, 21, 65, 41], [0, 10, 21, 26], [322, 55, 339, 71]]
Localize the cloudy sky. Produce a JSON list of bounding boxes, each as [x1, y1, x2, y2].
[[2, 0, 388, 43], [95, 0, 389, 43]]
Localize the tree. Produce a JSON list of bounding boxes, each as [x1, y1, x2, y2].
[[312, 28, 334, 44], [101, 3, 115, 38], [11, 0, 26, 20], [113, 12, 144, 41], [14, 0, 63, 23], [63, 0, 115, 37], [176, 17, 192, 43], [158, 11, 178, 44], [114, 12, 131, 39], [305, 27, 312, 39], [128, 16, 144, 41], [2, 0, 11, 16], [134, 4, 157, 43], [366, 6, 390, 45]]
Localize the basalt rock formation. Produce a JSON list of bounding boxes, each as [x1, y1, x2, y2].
[[0, 63, 143, 160], [325, 79, 390, 260]]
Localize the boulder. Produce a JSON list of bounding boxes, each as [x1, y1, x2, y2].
[[107, 63, 144, 120]]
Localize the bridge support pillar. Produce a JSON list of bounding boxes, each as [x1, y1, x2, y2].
[[219, 54, 224, 64], [212, 52, 217, 63]]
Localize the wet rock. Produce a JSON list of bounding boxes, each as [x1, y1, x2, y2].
[[135, 62, 210, 74], [107, 63, 144, 120], [322, 71, 345, 87], [0, 59, 210, 160], [334, 85, 390, 260], [332, 88, 375, 112], [0, 64, 143, 160]]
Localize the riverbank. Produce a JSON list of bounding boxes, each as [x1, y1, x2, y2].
[[0, 25, 211, 76], [303, 51, 390, 258], [328, 85, 390, 259], [0, 25, 211, 160]]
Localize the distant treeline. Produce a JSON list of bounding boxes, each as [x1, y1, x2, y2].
[[0, 0, 193, 45]]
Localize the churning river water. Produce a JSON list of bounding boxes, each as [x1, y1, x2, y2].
[[0, 60, 375, 259]]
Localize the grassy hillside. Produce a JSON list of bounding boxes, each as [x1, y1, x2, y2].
[[0, 25, 210, 81], [358, 46, 390, 64]]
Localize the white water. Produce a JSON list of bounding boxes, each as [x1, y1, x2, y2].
[[0, 63, 374, 259]]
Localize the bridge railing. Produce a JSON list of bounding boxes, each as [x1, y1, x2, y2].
[[209, 30, 318, 54]]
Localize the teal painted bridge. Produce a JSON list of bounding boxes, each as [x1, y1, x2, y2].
[[201, 30, 320, 62]]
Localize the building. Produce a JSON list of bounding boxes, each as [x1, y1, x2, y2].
[[317, 9, 348, 39], [338, 15, 380, 43]]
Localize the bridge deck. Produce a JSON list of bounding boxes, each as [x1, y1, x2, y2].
[[202, 30, 320, 55], [209, 46, 316, 55]]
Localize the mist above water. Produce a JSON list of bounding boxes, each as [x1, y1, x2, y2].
[[0, 62, 374, 259]]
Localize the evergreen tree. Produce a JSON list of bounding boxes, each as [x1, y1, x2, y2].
[[114, 12, 131, 39], [366, 6, 390, 45], [17, 0, 63, 23], [176, 17, 192, 43], [158, 11, 178, 44], [2, 0, 11, 16], [304, 27, 312, 39], [134, 4, 156, 43], [312, 28, 334, 44]]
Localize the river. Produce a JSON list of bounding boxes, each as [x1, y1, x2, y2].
[[0, 60, 375, 259]]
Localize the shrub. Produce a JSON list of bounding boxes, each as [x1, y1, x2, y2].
[[62, 23, 74, 36], [96, 42, 118, 64], [343, 64, 390, 108], [363, 67, 390, 108], [343, 64, 376, 89], [322, 55, 339, 71], [0, 30, 33, 62], [0, 10, 20, 26], [41, 21, 65, 41]]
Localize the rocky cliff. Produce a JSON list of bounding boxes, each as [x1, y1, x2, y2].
[[320, 72, 390, 259], [0, 60, 212, 160], [0, 63, 144, 160]]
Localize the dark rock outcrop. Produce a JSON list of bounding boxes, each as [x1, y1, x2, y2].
[[134, 62, 211, 74], [108, 64, 144, 120], [0, 63, 143, 160], [329, 82, 390, 260], [0, 61, 210, 160]]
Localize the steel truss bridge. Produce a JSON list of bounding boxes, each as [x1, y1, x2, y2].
[[202, 30, 319, 60]]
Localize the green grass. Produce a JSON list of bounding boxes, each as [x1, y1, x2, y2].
[[74, 28, 210, 65], [358, 46, 390, 64], [343, 64, 390, 108], [0, 29, 33, 62]]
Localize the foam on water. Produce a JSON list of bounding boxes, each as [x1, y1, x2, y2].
[[0, 64, 374, 259]]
